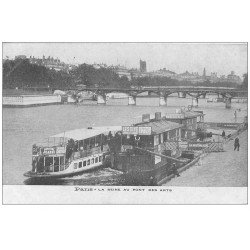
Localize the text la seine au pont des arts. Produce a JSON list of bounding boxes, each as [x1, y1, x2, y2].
[[74, 187, 172, 192]]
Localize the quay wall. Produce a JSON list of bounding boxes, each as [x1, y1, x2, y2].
[[2, 95, 62, 107], [157, 153, 202, 186]]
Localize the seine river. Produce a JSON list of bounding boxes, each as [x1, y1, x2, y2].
[[2, 96, 247, 185]]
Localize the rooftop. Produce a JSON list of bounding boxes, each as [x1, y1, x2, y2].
[[165, 110, 205, 120], [51, 126, 122, 141], [135, 120, 182, 134]]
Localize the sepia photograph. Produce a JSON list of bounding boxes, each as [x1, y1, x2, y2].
[[1, 2, 250, 250], [2, 42, 248, 204]]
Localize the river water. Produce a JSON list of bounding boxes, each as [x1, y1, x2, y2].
[[2, 96, 247, 185]]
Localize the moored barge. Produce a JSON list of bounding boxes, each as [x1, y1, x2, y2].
[[109, 110, 207, 185]]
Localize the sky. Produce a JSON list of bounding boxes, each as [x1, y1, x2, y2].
[[3, 43, 248, 76]]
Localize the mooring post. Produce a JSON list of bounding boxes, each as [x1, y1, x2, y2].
[[97, 94, 106, 104], [192, 97, 199, 107], [159, 95, 167, 106]]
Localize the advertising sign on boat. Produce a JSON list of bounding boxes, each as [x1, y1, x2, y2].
[[43, 147, 55, 155], [122, 126, 152, 135], [56, 146, 66, 154]]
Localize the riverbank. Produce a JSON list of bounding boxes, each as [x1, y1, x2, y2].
[[163, 129, 247, 187]]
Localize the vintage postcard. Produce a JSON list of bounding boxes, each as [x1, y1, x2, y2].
[[2, 42, 248, 204]]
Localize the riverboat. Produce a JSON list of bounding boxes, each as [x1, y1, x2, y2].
[[24, 126, 122, 179]]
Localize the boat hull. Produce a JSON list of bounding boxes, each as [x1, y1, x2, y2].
[[24, 163, 105, 179]]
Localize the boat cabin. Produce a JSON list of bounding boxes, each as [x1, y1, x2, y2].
[[121, 112, 183, 157], [164, 109, 205, 139], [31, 126, 121, 173], [111, 113, 184, 182]]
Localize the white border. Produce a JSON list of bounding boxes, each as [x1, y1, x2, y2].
[[1, 1, 250, 250], [3, 185, 247, 205]]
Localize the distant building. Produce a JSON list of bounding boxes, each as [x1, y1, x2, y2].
[[140, 59, 147, 72], [227, 71, 242, 84], [150, 68, 176, 78], [209, 72, 219, 83], [173, 71, 203, 83], [112, 65, 132, 80], [28, 55, 75, 72]]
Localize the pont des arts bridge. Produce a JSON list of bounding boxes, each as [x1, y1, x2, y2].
[[68, 86, 247, 109]]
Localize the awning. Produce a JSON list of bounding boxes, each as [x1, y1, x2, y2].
[[51, 126, 122, 141]]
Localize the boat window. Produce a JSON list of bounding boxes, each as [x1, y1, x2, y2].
[[36, 156, 45, 172], [59, 156, 64, 166], [54, 165, 59, 172], [74, 141, 78, 151], [79, 140, 84, 149], [90, 137, 95, 148], [169, 130, 176, 139], [87, 159, 90, 165], [95, 135, 101, 146], [54, 157, 59, 167], [79, 162, 82, 168], [95, 157, 98, 163], [99, 156, 102, 162], [45, 157, 53, 167], [83, 161, 86, 167], [91, 158, 94, 164], [60, 165, 64, 171], [102, 135, 107, 144], [74, 163, 78, 169], [83, 139, 88, 150]]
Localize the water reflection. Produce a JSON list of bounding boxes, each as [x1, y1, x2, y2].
[[23, 168, 124, 185]]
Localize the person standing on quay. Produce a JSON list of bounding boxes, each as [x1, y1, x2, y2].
[[222, 130, 226, 138], [234, 110, 237, 121], [234, 137, 240, 151]]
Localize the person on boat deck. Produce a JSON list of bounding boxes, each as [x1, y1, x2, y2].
[[234, 137, 240, 151], [135, 135, 140, 147], [222, 130, 226, 138], [66, 139, 75, 160], [234, 110, 237, 120]]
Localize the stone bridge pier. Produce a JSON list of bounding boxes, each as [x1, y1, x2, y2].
[[97, 93, 106, 104], [159, 96, 167, 106], [192, 97, 199, 107], [159, 92, 171, 106], [128, 95, 136, 105], [178, 92, 186, 98], [225, 97, 232, 109]]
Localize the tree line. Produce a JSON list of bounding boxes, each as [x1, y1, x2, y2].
[[2, 58, 247, 90]]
